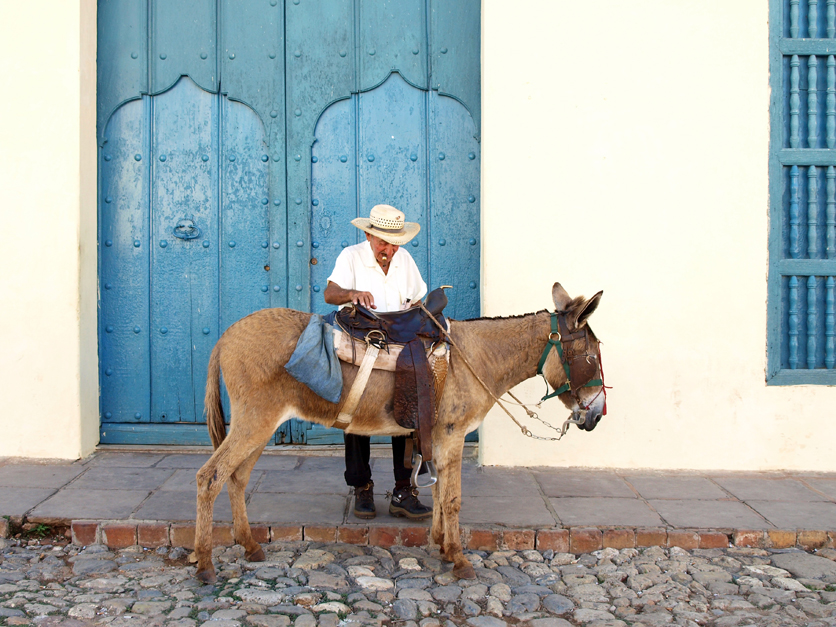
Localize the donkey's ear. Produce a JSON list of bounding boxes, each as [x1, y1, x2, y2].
[[572, 290, 603, 328], [552, 283, 573, 311]]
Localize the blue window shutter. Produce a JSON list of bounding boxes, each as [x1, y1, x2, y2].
[[769, 0, 836, 384]]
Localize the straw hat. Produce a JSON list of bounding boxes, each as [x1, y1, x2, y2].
[[351, 204, 420, 246]]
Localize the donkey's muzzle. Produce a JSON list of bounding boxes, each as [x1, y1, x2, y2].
[[580, 409, 602, 431]]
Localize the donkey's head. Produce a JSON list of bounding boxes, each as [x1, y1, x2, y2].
[[540, 283, 605, 432]]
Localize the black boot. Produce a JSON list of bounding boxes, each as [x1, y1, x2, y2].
[[389, 485, 432, 520], [353, 481, 376, 519]]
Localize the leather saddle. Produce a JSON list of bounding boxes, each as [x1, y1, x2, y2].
[[334, 287, 448, 347], [334, 287, 449, 486]]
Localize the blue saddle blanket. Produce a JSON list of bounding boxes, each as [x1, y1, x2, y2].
[[284, 313, 342, 403]]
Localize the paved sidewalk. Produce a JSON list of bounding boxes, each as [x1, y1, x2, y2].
[[1, 447, 836, 551]]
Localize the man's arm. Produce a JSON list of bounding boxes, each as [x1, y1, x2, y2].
[[323, 281, 376, 309], [403, 251, 428, 303]]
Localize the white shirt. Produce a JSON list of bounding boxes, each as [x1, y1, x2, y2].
[[327, 241, 427, 313]]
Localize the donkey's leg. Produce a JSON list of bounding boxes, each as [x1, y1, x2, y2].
[[195, 442, 230, 583], [228, 446, 267, 563], [433, 433, 474, 579], [195, 423, 277, 582], [430, 480, 445, 549]]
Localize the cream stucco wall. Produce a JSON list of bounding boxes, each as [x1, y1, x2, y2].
[[477, 0, 835, 470], [3, 0, 831, 470], [0, 1, 99, 459]]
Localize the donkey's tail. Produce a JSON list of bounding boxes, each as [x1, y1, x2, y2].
[[205, 346, 227, 449]]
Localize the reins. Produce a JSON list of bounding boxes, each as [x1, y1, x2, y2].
[[418, 304, 601, 441]]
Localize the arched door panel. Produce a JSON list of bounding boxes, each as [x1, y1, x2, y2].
[[100, 97, 152, 429], [303, 73, 479, 445], [150, 78, 219, 424], [100, 78, 270, 443]]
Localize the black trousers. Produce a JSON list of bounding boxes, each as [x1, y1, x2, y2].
[[344, 433, 412, 488]]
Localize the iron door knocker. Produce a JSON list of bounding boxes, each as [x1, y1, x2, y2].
[[173, 218, 201, 240]]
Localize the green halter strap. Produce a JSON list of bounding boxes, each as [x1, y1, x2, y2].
[[537, 312, 602, 403]]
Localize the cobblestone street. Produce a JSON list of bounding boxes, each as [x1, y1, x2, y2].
[[1, 536, 836, 627]]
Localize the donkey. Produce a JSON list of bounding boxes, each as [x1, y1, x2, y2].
[[194, 282, 605, 582]]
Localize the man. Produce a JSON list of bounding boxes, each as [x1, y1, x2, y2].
[[324, 204, 433, 521]]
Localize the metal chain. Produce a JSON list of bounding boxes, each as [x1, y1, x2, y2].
[[501, 402, 583, 441], [418, 303, 576, 442]]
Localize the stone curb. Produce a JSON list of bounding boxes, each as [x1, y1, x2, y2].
[[39, 521, 836, 553]]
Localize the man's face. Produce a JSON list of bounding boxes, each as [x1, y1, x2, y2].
[[366, 233, 399, 267]]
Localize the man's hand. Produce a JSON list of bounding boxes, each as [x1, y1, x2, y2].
[[324, 282, 376, 309], [350, 290, 376, 309]]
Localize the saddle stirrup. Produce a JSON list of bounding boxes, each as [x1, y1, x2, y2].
[[410, 450, 438, 489]]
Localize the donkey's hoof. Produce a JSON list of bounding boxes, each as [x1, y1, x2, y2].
[[453, 563, 476, 580], [195, 568, 217, 584], [246, 546, 266, 563]]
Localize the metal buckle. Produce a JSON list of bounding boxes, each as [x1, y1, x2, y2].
[[365, 329, 386, 349], [410, 450, 438, 489]]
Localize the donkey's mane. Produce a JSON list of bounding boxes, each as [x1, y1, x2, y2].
[[458, 295, 587, 323], [452, 309, 549, 322], [459, 309, 550, 323]]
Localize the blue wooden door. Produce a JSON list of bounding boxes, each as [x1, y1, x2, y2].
[[97, 0, 480, 445]]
